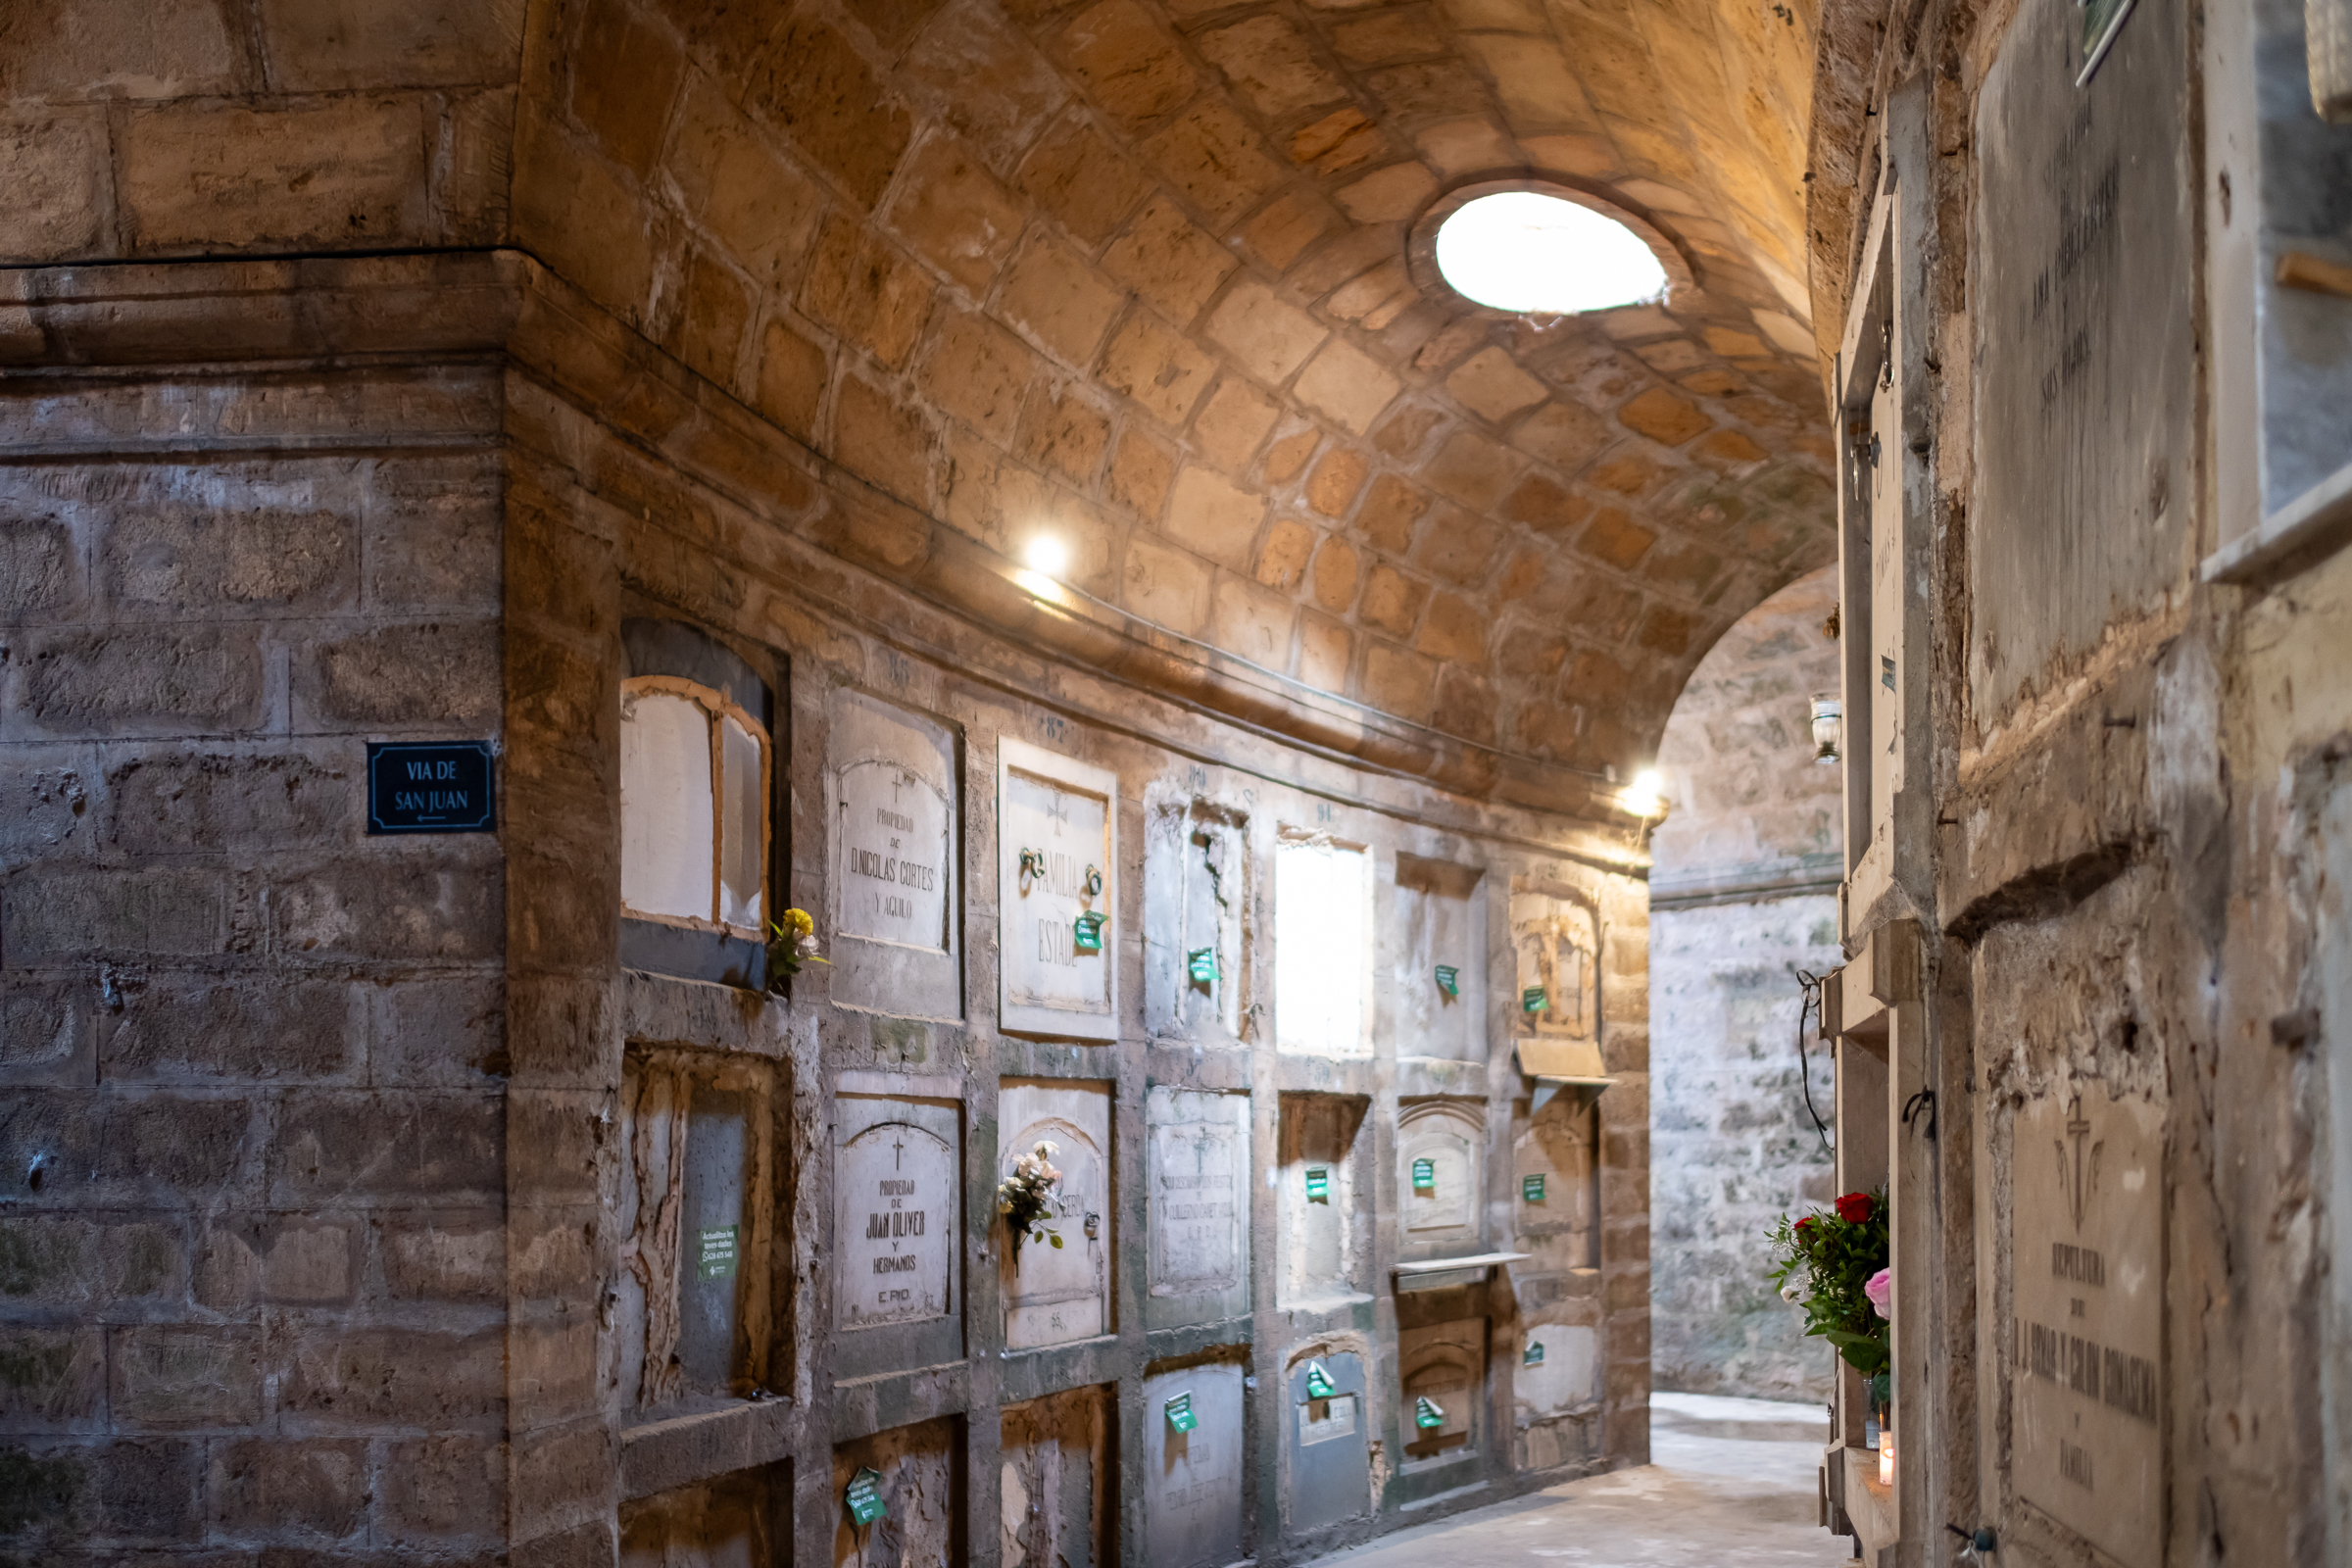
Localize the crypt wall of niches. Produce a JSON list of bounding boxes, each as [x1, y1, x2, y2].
[[510, 352, 1655, 1565]]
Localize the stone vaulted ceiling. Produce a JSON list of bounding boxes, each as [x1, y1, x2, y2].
[[0, 0, 1837, 783]]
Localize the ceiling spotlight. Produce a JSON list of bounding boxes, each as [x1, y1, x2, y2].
[[1024, 536, 1069, 577]]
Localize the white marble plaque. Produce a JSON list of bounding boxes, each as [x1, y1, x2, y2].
[[836, 1117, 957, 1331], [1148, 1088, 1250, 1310], [828, 690, 960, 1019], [1275, 835, 1372, 1056], [1398, 1102, 1483, 1244], [1143, 1361, 1246, 1568], [1001, 1079, 1112, 1348], [2012, 1089, 2163, 1567], [999, 739, 1119, 1042]]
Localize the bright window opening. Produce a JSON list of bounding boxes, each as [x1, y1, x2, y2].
[[620, 675, 770, 936], [1434, 191, 1668, 315]]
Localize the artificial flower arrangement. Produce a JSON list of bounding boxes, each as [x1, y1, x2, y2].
[[1766, 1188, 1893, 1379], [998, 1141, 1064, 1258], [765, 907, 828, 994]]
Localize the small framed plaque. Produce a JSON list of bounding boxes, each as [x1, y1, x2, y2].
[[367, 741, 495, 834]]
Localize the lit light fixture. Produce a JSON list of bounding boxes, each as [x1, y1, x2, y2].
[[1810, 696, 1842, 764], [1434, 192, 1669, 315], [1624, 767, 1664, 818], [1024, 535, 1069, 576], [1879, 1429, 1894, 1487]]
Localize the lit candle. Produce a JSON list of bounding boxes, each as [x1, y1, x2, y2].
[[1880, 1429, 1894, 1487]]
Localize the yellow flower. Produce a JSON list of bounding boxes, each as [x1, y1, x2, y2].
[[784, 907, 814, 939]]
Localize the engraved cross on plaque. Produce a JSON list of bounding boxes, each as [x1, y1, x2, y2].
[[893, 1135, 906, 1171], [2057, 1100, 2099, 1234]]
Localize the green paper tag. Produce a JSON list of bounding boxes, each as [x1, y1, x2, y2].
[[1165, 1392, 1196, 1433], [1304, 1165, 1329, 1200], [1304, 1360, 1337, 1399], [1522, 986, 1548, 1013], [845, 1466, 887, 1525], [1524, 1340, 1545, 1366], [1411, 1157, 1435, 1191], [1434, 964, 1458, 997], [1414, 1396, 1446, 1430], [1073, 910, 1104, 952], [1187, 947, 1219, 984], [1522, 1174, 1545, 1202], [695, 1224, 739, 1280]]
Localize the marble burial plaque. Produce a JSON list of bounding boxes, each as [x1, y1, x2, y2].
[[1143, 799, 1248, 1045], [1394, 856, 1482, 1060], [1001, 1079, 1112, 1349], [1287, 1350, 1370, 1531], [1274, 835, 1372, 1056], [1147, 1088, 1250, 1325], [2012, 1089, 2163, 1567], [1515, 1323, 1596, 1415], [1143, 1360, 1246, 1568], [835, 1102, 958, 1333], [999, 738, 1118, 1041], [1510, 892, 1596, 1041], [828, 689, 960, 1019], [1398, 1102, 1483, 1248]]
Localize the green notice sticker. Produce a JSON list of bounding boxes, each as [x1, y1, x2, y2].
[[1304, 1165, 1329, 1201], [1524, 1340, 1545, 1366], [1165, 1392, 1197, 1433], [1522, 1174, 1545, 1202], [696, 1224, 739, 1280], [1187, 947, 1220, 985], [1304, 1360, 1337, 1399], [1522, 986, 1548, 1013], [1414, 1396, 1446, 1430], [1073, 910, 1104, 952], [1411, 1157, 1435, 1192], [1434, 965, 1459, 997], [845, 1466, 887, 1525]]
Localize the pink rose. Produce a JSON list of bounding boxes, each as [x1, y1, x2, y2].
[[1864, 1266, 1892, 1318]]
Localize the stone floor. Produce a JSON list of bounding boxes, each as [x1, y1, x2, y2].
[[1306, 1393, 1854, 1567]]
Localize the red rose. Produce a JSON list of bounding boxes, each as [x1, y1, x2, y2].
[[1794, 1216, 1816, 1234], [1835, 1193, 1873, 1224]]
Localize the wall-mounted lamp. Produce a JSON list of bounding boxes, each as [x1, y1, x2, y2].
[[1810, 695, 1842, 764], [1024, 535, 1069, 576], [1624, 767, 1663, 817]]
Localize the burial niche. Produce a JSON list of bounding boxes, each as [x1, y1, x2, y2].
[[1397, 1317, 1485, 1478], [619, 618, 778, 988], [1143, 1357, 1248, 1568], [1513, 1090, 1599, 1272], [619, 1457, 790, 1567], [999, 739, 1119, 1042], [613, 1050, 786, 1410], [1394, 855, 1485, 1060], [1284, 1347, 1371, 1534], [1143, 794, 1250, 1046], [999, 1079, 1112, 1349], [827, 688, 960, 1019], [1146, 1087, 1251, 1328], [831, 1417, 958, 1568], [833, 1077, 961, 1378], [1396, 1100, 1486, 1260], [1277, 1094, 1368, 1307], [1274, 833, 1373, 1056], [1001, 1385, 1111, 1568]]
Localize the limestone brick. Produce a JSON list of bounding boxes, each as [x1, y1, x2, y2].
[[1586, 449, 1663, 496], [799, 215, 936, 370], [1191, 378, 1282, 472], [1422, 428, 1524, 509], [1336, 161, 1440, 222], [1366, 59, 1490, 121], [1518, 131, 1621, 177], [755, 316, 831, 441], [0, 111, 111, 262], [568, 0, 685, 177], [1123, 533, 1213, 633], [1262, 428, 1321, 483], [512, 113, 658, 315], [938, 426, 1011, 547], [1106, 428, 1178, 516], [1305, 449, 1369, 516], [1371, 405, 1446, 461], [1631, 336, 1706, 374], [1141, 101, 1284, 226], [1446, 346, 1550, 424], [1017, 115, 1153, 244], [120, 98, 430, 254], [102, 504, 357, 615], [1416, 590, 1489, 662], [1510, 400, 1613, 469], [1617, 385, 1712, 447], [1578, 507, 1655, 569], [0, 0, 240, 99], [1692, 428, 1770, 469], [383, 1433, 507, 1544], [1196, 16, 1346, 117], [666, 250, 753, 390], [1324, 260, 1419, 330], [886, 134, 1028, 294], [1354, 472, 1429, 552], [1333, 12, 1447, 65], [1290, 108, 1389, 174], [1298, 610, 1352, 689], [111, 1326, 263, 1430], [1286, 225, 1400, 301], [1416, 117, 1519, 175], [747, 17, 912, 208], [1163, 465, 1268, 570], [1255, 517, 1316, 590], [1240, 187, 1343, 269], [1361, 638, 1438, 720], [1015, 384, 1113, 484], [920, 308, 1044, 442], [1103, 197, 1237, 325], [1310, 535, 1363, 612], [1209, 571, 1298, 667], [833, 372, 936, 506], [15, 627, 266, 738], [1409, 505, 1502, 586], [1099, 311, 1217, 428], [1292, 336, 1402, 436], [995, 232, 1125, 366], [258, 0, 523, 90], [897, 0, 1071, 168], [1205, 279, 1328, 387], [1500, 473, 1591, 538], [1357, 563, 1428, 636], [1054, 0, 1196, 131], [1700, 325, 1771, 359]]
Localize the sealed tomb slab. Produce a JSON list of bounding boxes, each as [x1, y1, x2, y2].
[[1143, 1357, 1248, 1568], [1277, 1094, 1369, 1306], [1510, 888, 1600, 1051], [832, 1076, 961, 1379], [1397, 1099, 1485, 1262], [1146, 1086, 1251, 1327], [1393, 855, 1484, 1060], [1285, 1347, 1371, 1533], [827, 688, 960, 1020], [1513, 1091, 1598, 1272], [2010, 1087, 2163, 1567], [999, 1078, 1112, 1349], [831, 1417, 958, 1568], [998, 738, 1119, 1042], [619, 1457, 790, 1567], [1002, 1384, 1110, 1568], [1143, 794, 1249, 1047], [1274, 833, 1373, 1056]]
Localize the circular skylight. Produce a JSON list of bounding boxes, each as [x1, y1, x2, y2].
[[1433, 191, 1669, 315]]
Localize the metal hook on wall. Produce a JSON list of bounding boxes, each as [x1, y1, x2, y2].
[[1901, 1088, 1937, 1142]]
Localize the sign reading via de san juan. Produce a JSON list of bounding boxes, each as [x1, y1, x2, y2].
[[2011, 1090, 2163, 1566], [367, 741, 495, 834]]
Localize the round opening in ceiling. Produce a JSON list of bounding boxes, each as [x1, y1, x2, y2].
[[1433, 191, 1669, 315]]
